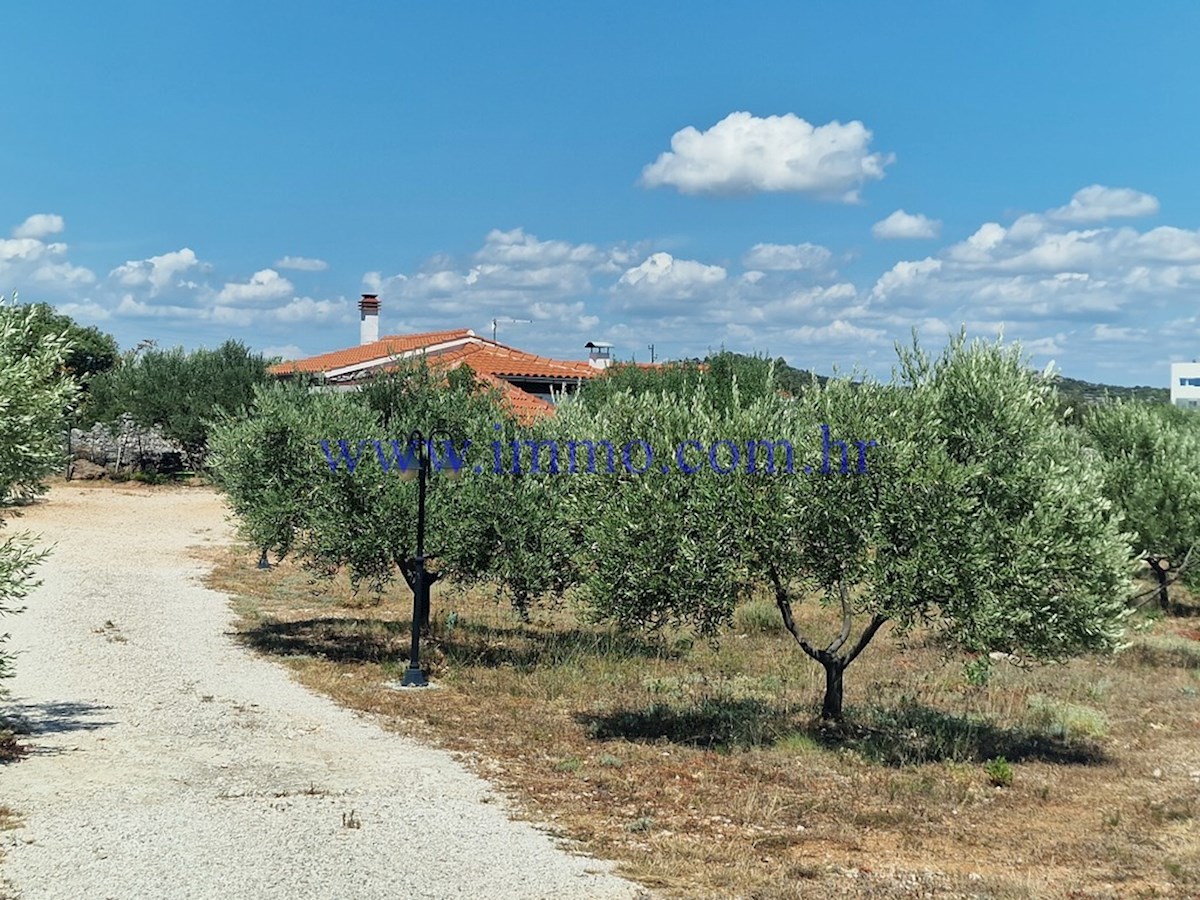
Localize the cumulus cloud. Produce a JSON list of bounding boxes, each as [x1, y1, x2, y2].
[[863, 184, 1200, 379], [261, 344, 303, 360], [474, 228, 603, 266], [268, 296, 351, 324], [872, 209, 941, 240], [216, 268, 294, 304], [741, 242, 833, 272], [30, 261, 96, 286], [110, 248, 203, 295], [1047, 185, 1160, 224], [56, 300, 112, 322], [615, 252, 727, 297], [0, 237, 65, 264], [13, 213, 65, 240], [640, 111, 893, 200], [0, 219, 97, 294], [363, 228, 636, 340], [275, 255, 329, 271]]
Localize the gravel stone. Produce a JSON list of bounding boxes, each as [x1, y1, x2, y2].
[[1, 486, 645, 899]]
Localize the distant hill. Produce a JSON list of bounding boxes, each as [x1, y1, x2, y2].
[[1049, 374, 1169, 406], [668, 353, 1168, 406]]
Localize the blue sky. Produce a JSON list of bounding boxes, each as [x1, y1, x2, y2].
[[4, 2, 1198, 384]]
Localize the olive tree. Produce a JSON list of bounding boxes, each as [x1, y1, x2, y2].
[[1081, 401, 1200, 609], [563, 334, 1134, 721], [0, 298, 78, 687], [745, 337, 1134, 719], [210, 361, 573, 624]]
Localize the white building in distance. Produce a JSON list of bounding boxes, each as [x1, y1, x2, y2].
[[1170, 362, 1200, 408]]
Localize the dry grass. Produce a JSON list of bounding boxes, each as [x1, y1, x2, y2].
[[205, 548, 1200, 898]]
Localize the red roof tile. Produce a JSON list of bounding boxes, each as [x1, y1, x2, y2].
[[475, 372, 556, 424], [428, 342, 597, 381], [267, 329, 475, 375], [268, 329, 606, 422]]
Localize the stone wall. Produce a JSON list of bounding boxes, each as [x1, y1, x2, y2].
[[67, 414, 188, 478]]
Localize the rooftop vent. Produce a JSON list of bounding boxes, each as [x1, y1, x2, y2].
[[585, 341, 613, 369]]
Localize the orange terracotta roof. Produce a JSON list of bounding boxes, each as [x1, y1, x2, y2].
[[267, 329, 475, 375], [429, 341, 597, 381], [475, 372, 556, 424], [269, 329, 604, 423]]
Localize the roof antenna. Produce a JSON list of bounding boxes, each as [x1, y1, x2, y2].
[[491, 316, 532, 342]]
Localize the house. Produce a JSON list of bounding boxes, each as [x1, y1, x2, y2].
[[268, 295, 614, 421], [1171, 362, 1200, 409]]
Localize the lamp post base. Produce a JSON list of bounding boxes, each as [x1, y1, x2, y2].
[[400, 665, 428, 688]]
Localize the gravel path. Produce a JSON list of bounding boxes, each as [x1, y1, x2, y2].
[[1, 485, 644, 900]]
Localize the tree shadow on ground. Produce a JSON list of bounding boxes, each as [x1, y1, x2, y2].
[[579, 698, 786, 752], [1, 700, 117, 763], [579, 697, 1107, 766], [239, 616, 678, 670]]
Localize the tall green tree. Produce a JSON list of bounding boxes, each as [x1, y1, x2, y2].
[[3, 296, 118, 385], [562, 334, 1134, 720], [84, 339, 270, 464], [760, 336, 1133, 718], [210, 360, 569, 622], [1081, 401, 1200, 608], [0, 297, 79, 688]]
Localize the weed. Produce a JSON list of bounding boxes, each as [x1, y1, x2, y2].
[[93, 620, 127, 643], [775, 731, 822, 754], [598, 753, 623, 768], [553, 757, 583, 773], [984, 756, 1014, 787], [732, 599, 782, 634], [1145, 796, 1195, 825], [341, 809, 361, 829], [0, 732, 26, 763], [625, 816, 654, 833], [1124, 636, 1200, 670], [1025, 695, 1108, 740]]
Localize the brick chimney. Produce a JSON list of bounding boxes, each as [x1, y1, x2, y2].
[[359, 294, 380, 345]]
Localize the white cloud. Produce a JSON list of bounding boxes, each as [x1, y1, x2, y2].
[[110, 248, 203, 295], [268, 296, 350, 324], [13, 213, 65, 240], [870, 258, 942, 300], [640, 111, 893, 200], [861, 184, 1200, 381], [216, 268, 294, 304], [116, 294, 203, 319], [1047, 185, 1159, 224], [616, 252, 727, 297], [31, 261, 96, 286], [364, 229, 636, 339], [0, 237, 65, 264], [0, 226, 97, 296], [474, 228, 602, 266], [261, 344, 303, 360], [782, 319, 889, 345], [56, 300, 112, 322], [872, 210, 941, 240], [275, 255, 329, 272], [741, 242, 833, 271]]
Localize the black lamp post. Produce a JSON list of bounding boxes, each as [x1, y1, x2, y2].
[[398, 427, 459, 687]]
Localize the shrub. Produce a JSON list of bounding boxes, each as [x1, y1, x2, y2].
[[1025, 694, 1108, 740], [984, 756, 1014, 787]]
